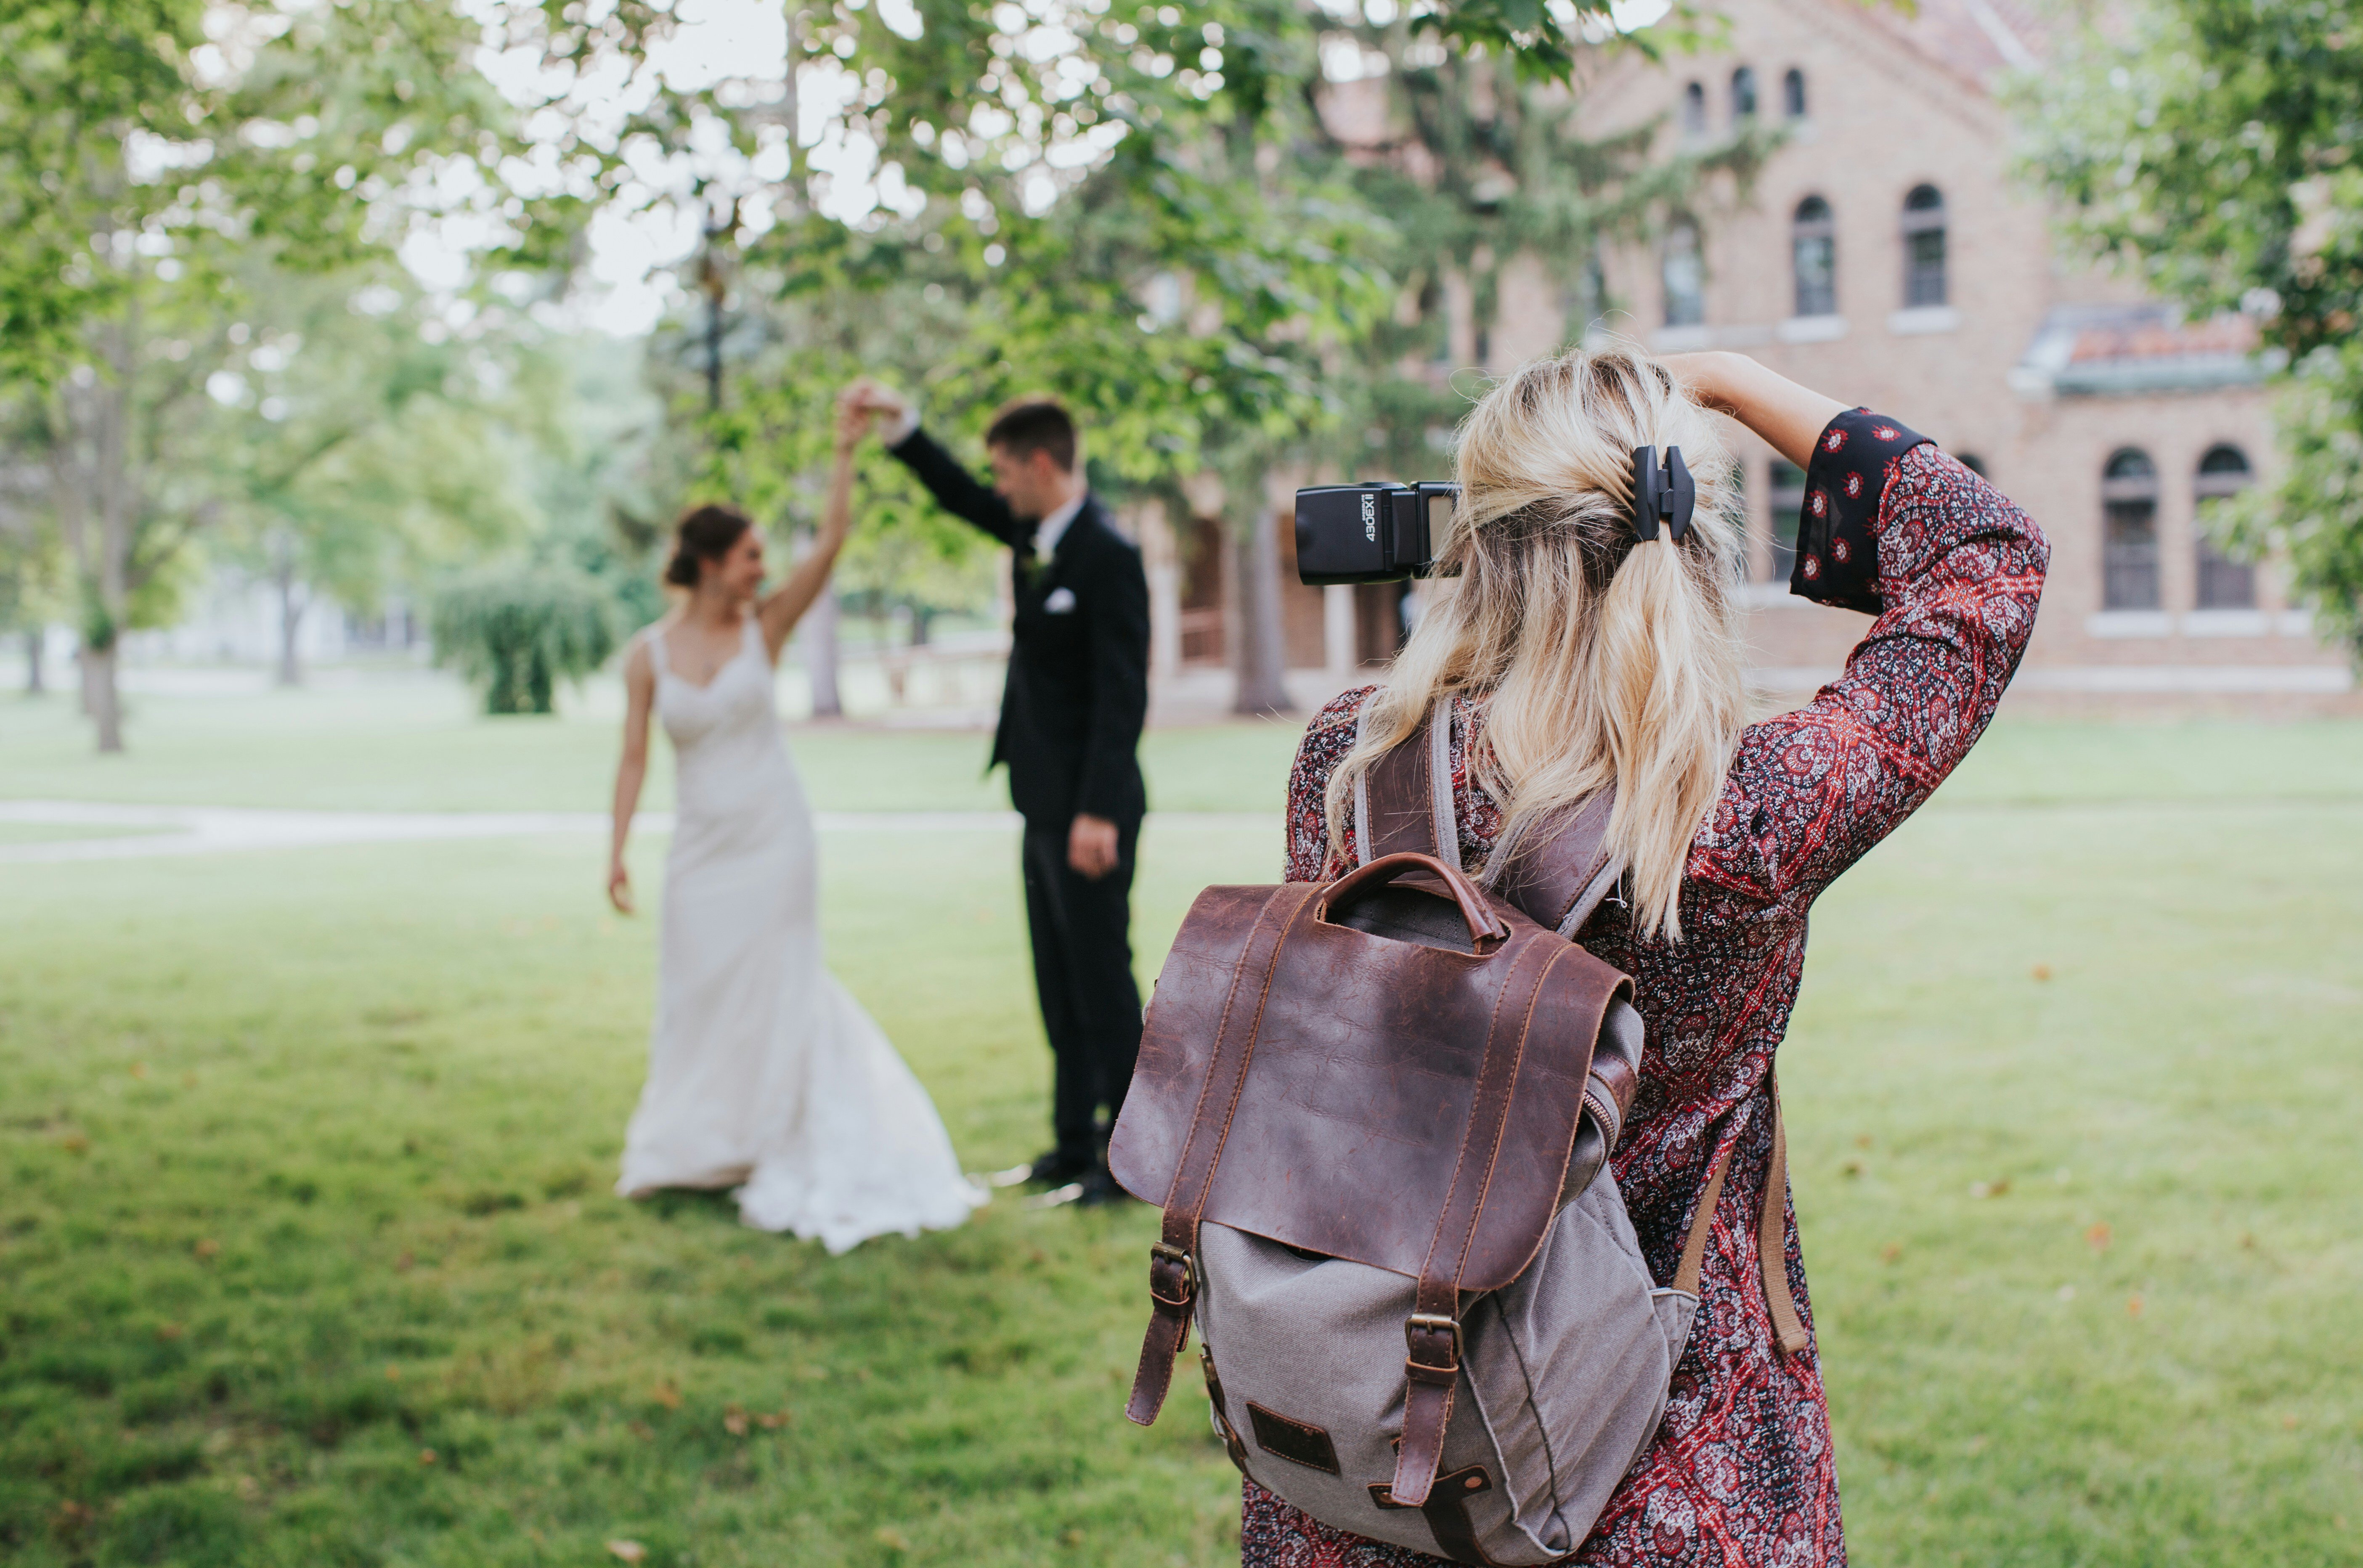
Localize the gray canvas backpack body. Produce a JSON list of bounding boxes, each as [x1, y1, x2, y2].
[[1109, 699, 1806, 1565]]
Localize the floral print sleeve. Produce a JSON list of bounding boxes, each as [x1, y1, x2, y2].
[[1700, 414, 2051, 912]]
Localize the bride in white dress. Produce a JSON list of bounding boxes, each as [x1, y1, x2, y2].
[[605, 403, 984, 1251]]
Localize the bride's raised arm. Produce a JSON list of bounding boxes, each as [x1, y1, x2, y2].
[[754, 402, 867, 661]]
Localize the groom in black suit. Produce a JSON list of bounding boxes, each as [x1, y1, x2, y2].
[[846, 384, 1149, 1205]]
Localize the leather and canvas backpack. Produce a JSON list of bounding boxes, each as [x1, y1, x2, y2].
[[1108, 699, 1806, 1565]]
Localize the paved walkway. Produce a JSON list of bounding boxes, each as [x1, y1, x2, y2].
[[0, 800, 1277, 864]]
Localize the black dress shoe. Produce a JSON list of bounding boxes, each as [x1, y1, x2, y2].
[[989, 1149, 1098, 1189], [1072, 1165, 1136, 1208]]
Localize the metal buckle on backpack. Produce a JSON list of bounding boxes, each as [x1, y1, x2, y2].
[[1149, 1242, 1195, 1308], [1404, 1312, 1461, 1372]]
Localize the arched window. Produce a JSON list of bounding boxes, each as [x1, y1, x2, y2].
[[1731, 67, 1758, 122], [2102, 448, 2160, 610], [1782, 68, 1807, 119], [1662, 220, 1705, 327], [2194, 445, 2257, 609], [1902, 184, 1947, 307], [1681, 82, 1707, 138], [1792, 196, 1836, 318]]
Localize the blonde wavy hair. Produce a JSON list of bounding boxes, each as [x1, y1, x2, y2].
[[1323, 347, 1748, 942]]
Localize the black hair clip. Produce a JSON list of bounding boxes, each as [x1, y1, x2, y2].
[[1630, 446, 1696, 543]]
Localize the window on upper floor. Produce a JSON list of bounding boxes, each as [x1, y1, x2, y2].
[[1902, 184, 1947, 307], [1681, 82, 1707, 138], [2101, 448, 2160, 610], [1662, 220, 1705, 327], [1731, 67, 1758, 122], [1561, 252, 1607, 339], [1782, 68, 1807, 119], [2193, 444, 2257, 609], [1792, 196, 1836, 318]]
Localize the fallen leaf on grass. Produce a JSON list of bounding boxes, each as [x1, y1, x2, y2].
[[606, 1541, 647, 1564], [649, 1380, 681, 1409], [2125, 1296, 2143, 1318], [2283, 1414, 2299, 1430], [52, 1499, 94, 1540], [155, 1322, 183, 1342], [2086, 1223, 2112, 1253], [1968, 1179, 2010, 1200], [193, 1238, 219, 1260], [628, 1421, 654, 1441], [130, 1062, 148, 1079], [418, 1449, 437, 1466], [385, 1365, 400, 1381], [59, 1133, 89, 1155], [2031, 964, 2052, 982], [722, 1406, 747, 1437], [875, 1527, 911, 1552], [756, 1410, 790, 1430], [1880, 1244, 1902, 1265]]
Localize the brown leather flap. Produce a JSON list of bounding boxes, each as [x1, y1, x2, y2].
[[1111, 879, 1633, 1293]]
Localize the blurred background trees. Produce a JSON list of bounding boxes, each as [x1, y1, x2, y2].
[[0, 0, 1957, 744]]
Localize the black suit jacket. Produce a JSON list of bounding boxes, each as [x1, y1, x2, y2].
[[889, 426, 1149, 828]]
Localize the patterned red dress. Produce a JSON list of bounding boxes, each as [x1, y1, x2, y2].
[[1241, 415, 2049, 1567]]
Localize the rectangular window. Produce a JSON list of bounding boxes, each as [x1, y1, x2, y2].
[[2103, 501, 2160, 610], [2196, 541, 2256, 609], [1904, 230, 1947, 308], [1767, 460, 1805, 582]]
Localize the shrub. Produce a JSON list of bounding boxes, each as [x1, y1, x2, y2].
[[428, 568, 618, 715]]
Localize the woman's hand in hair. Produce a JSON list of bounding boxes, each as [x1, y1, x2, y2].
[[1658, 352, 1847, 470]]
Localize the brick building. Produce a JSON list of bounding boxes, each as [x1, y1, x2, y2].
[[1152, 0, 2352, 709]]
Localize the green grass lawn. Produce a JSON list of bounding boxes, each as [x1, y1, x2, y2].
[[3, 681, 2360, 1565]]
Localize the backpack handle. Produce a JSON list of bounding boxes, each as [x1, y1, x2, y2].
[[1318, 851, 1510, 950]]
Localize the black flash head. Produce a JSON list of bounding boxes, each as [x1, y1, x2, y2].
[[1293, 481, 1461, 586]]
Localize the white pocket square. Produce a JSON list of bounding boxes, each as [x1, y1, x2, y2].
[[1043, 587, 1077, 613]]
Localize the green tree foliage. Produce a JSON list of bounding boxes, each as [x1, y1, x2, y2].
[[209, 270, 549, 685], [2019, 0, 2363, 663], [429, 566, 619, 715], [0, 0, 556, 748]]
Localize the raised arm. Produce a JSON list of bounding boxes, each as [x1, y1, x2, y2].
[[1668, 355, 2050, 909], [609, 636, 656, 913], [845, 379, 1026, 548], [754, 404, 864, 662]]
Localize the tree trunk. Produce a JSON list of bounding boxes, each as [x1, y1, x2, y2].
[[275, 555, 306, 687], [82, 639, 123, 752], [24, 628, 43, 694], [804, 543, 843, 718], [1231, 506, 1293, 716]]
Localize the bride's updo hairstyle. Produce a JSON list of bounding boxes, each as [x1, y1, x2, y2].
[[1324, 347, 1748, 942], [665, 504, 753, 588]]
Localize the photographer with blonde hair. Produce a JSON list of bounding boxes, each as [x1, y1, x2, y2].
[[1245, 348, 2049, 1565]]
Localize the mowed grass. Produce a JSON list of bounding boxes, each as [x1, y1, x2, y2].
[[2, 680, 2360, 1565]]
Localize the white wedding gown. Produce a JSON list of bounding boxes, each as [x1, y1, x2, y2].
[[615, 616, 984, 1250]]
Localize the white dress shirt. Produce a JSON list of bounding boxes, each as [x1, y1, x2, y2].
[[1032, 494, 1085, 560]]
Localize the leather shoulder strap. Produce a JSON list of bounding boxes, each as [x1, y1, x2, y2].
[[1358, 697, 1457, 868], [1491, 790, 1622, 938]]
